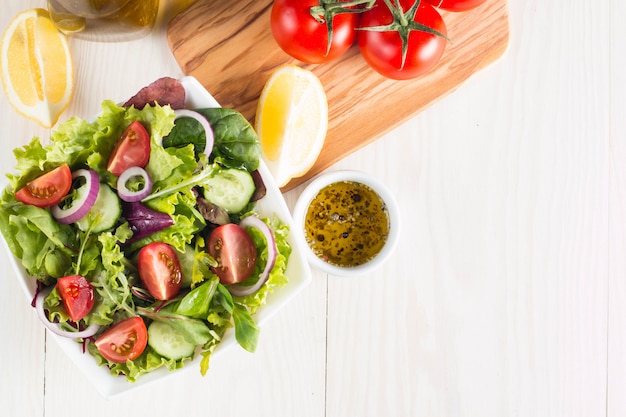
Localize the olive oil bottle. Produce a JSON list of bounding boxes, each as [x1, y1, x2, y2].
[[47, 0, 160, 41]]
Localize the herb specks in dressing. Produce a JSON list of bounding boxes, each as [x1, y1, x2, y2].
[[304, 180, 390, 267]]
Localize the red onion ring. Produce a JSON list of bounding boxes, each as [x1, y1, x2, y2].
[[51, 169, 100, 224], [117, 166, 153, 202], [34, 286, 100, 339], [229, 216, 277, 297], [174, 109, 214, 159]]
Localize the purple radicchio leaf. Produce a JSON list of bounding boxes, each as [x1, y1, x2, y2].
[[122, 201, 174, 243]]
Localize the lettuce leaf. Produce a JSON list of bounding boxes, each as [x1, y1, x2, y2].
[[0, 189, 77, 281]]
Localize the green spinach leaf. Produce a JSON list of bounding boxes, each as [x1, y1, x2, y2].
[[164, 108, 261, 172]]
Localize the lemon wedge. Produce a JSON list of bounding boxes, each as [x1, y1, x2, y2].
[[1, 8, 74, 128], [255, 65, 328, 187]]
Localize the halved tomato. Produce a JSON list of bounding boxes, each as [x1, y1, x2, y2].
[[137, 242, 183, 300], [106, 121, 151, 176], [15, 164, 72, 208], [95, 316, 148, 363], [56, 275, 94, 322], [208, 223, 257, 285]]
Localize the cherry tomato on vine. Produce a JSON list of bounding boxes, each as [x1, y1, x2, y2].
[[137, 242, 183, 301], [358, 0, 448, 80], [56, 275, 95, 322], [107, 120, 151, 176], [15, 164, 72, 208], [424, 0, 487, 12], [271, 0, 369, 64], [208, 223, 257, 285], [95, 316, 148, 363]]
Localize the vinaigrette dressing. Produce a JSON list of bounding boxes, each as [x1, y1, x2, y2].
[[304, 180, 390, 267]]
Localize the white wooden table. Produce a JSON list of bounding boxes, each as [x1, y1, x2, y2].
[[1, 1, 624, 415]]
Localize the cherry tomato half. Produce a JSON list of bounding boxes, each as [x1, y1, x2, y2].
[[207, 224, 257, 285], [424, 0, 487, 12], [358, 0, 447, 80], [271, 0, 360, 64], [106, 121, 151, 176], [137, 242, 183, 300], [15, 164, 72, 208], [56, 275, 94, 322], [94, 316, 148, 363]]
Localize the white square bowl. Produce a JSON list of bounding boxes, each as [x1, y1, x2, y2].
[[0, 76, 312, 399]]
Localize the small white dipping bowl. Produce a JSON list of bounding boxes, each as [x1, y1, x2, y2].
[[292, 170, 400, 277]]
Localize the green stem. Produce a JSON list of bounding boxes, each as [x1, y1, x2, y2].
[[384, 0, 410, 27], [75, 230, 93, 276], [310, 0, 376, 22], [141, 163, 215, 203], [359, 0, 449, 70], [309, 0, 376, 56]]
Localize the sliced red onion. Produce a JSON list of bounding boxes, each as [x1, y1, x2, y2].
[[51, 169, 100, 224], [117, 166, 153, 202], [174, 109, 214, 158], [229, 216, 277, 297], [34, 286, 100, 339]]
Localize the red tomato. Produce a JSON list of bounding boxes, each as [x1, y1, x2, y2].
[[94, 316, 148, 363], [106, 121, 151, 176], [15, 164, 72, 208], [137, 242, 183, 300], [358, 0, 447, 80], [271, 0, 361, 64], [424, 0, 487, 12], [207, 224, 257, 285], [56, 275, 94, 322]]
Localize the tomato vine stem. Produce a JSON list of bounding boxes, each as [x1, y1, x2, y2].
[[309, 0, 376, 56], [358, 0, 449, 70]]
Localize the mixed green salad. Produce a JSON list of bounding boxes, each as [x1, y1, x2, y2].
[[0, 96, 291, 381]]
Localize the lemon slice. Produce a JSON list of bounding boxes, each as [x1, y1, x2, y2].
[[1, 8, 74, 128], [255, 65, 328, 187]]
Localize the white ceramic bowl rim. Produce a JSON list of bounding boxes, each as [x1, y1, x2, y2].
[[292, 170, 400, 277]]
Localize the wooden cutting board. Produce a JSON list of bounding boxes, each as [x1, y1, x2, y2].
[[167, 0, 510, 190]]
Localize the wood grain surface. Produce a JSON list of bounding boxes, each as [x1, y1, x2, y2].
[[167, 0, 510, 189]]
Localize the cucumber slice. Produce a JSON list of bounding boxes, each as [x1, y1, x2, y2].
[[76, 184, 121, 233], [147, 320, 196, 361], [203, 168, 255, 213]]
